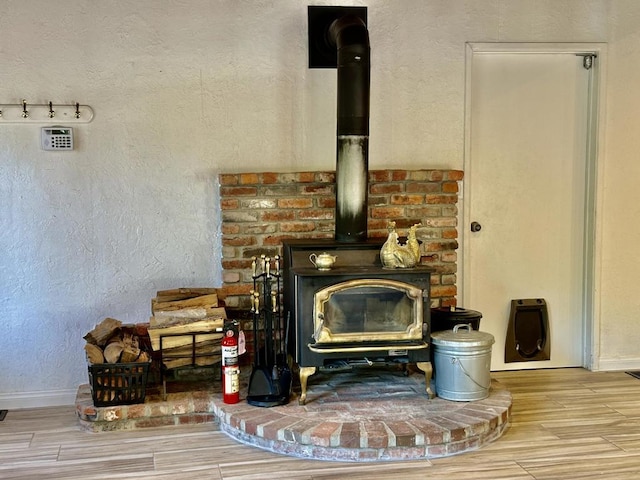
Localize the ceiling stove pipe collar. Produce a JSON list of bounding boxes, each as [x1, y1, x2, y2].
[[328, 15, 370, 137]]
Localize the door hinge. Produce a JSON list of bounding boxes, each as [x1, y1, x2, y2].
[[576, 53, 597, 70]]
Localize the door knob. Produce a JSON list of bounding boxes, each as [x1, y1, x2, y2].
[[470, 221, 482, 232]]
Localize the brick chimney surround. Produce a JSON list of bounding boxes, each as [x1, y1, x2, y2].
[[218, 169, 462, 310]]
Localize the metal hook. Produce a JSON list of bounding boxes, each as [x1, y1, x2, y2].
[[22, 99, 29, 118], [75, 102, 80, 119], [48, 101, 55, 118]]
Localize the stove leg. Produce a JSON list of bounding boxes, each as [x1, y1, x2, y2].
[[416, 361, 434, 399], [298, 366, 317, 405]]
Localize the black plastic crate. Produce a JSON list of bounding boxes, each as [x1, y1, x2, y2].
[[88, 362, 150, 407]]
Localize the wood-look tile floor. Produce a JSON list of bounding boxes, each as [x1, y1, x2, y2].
[[2, 368, 640, 479]]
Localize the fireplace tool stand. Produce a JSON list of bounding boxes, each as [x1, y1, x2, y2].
[[246, 255, 292, 407]]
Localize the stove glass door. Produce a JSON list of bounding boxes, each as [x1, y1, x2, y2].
[[313, 278, 423, 343]]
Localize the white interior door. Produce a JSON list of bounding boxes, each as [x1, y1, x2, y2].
[[463, 50, 591, 371]]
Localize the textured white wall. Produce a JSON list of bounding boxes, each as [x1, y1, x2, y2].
[[0, 0, 638, 406], [597, 3, 640, 369]]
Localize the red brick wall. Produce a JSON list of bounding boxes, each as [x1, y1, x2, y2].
[[218, 169, 463, 309]]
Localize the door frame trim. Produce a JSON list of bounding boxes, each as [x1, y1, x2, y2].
[[461, 42, 608, 370]]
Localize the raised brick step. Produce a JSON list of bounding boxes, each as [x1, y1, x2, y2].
[[76, 366, 511, 461], [75, 380, 220, 432]]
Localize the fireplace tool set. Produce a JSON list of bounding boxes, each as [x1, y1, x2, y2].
[[246, 254, 292, 407]]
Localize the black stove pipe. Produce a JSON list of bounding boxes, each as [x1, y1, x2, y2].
[[328, 15, 370, 242]]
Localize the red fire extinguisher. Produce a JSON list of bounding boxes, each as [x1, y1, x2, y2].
[[222, 328, 240, 404]]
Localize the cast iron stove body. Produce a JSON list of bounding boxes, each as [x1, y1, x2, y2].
[[283, 239, 434, 404]]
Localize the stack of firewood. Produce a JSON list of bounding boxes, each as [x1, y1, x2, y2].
[[148, 288, 227, 369], [84, 317, 151, 365]]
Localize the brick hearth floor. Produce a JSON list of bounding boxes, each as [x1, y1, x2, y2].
[[76, 366, 512, 462]]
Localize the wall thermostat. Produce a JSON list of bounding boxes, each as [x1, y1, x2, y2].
[[41, 126, 73, 150]]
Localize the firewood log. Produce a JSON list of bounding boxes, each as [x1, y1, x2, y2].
[[106, 333, 123, 345], [121, 332, 139, 349], [161, 354, 222, 369], [151, 306, 226, 324], [136, 351, 150, 363], [148, 317, 225, 350], [104, 342, 124, 363], [152, 293, 219, 314], [154, 288, 219, 303], [83, 318, 123, 346], [96, 374, 127, 388], [120, 344, 141, 363], [150, 308, 226, 328], [84, 343, 105, 364]]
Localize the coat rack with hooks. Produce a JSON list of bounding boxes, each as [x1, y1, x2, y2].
[[0, 100, 94, 124]]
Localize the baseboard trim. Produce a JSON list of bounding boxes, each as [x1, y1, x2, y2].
[[595, 357, 640, 372], [0, 389, 77, 409]]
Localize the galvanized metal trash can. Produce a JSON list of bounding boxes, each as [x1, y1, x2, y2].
[[431, 324, 495, 401]]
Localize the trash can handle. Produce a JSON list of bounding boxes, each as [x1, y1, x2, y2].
[[453, 323, 473, 333]]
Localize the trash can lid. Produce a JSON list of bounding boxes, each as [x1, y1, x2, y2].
[[431, 324, 495, 347], [431, 306, 483, 320]]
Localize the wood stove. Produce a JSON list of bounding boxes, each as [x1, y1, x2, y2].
[[283, 239, 433, 404], [279, 7, 433, 404]]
